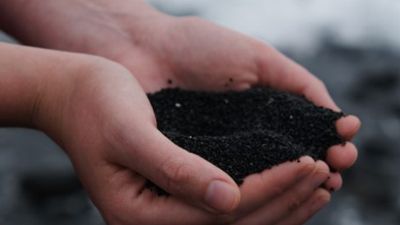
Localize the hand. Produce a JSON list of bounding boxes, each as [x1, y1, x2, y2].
[[31, 52, 243, 224], [5, 45, 329, 225], [68, 16, 352, 224], [1, 1, 360, 224], [29, 50, 333, 225], [78, 13, 360, 223], [84, 14, 360, 191]]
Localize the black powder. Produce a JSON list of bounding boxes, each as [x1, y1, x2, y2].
[[147, 87, 344, 193]]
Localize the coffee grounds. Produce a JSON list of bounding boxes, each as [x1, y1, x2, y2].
[[147, 87, 344, 193]]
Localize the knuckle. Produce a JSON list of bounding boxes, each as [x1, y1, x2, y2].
[[161, 156, 192, 190], [287, 199, 302, 212], [286, 194, 303, 212], [269, 186, 285, 197], [104, 119, 131, 149], [299, 163, 315, 176]]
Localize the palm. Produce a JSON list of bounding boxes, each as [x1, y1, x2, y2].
[[113, 17, 359, 189], [77, 16, 359, 224], [59, 61, 330, 225], [115, 18, 262, 93]]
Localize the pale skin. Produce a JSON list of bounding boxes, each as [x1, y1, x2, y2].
[[0, 0, 360, 224]]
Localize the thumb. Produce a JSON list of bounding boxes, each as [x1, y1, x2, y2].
[[114, 126, 241, 214]]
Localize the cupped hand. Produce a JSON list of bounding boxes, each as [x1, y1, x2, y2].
[[104, 15, 360, 191], [1, 1, 360, 224], [33, 52, 333, 225], [34, 54, 238, 224], [67, 13, 360, 224], [28, 5, 360, 224]]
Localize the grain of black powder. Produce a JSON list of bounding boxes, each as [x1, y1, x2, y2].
[[147, 87, 344, 193]]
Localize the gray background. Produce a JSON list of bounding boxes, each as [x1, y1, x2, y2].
[[1, 0, 400, 224]]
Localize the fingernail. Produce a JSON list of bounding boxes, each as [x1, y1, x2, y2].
[[299, 167, 313, 179], [298, 162, 315, 178], [311, 196, 330, 211], [313, 172, 328, 187], [205, 180, 240, 213]]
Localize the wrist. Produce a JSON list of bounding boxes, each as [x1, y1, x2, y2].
[[31, 51, 135, 147], [30, 51, 104, 141], [0, 0, 170, 55], [0, 43, 71, 128]]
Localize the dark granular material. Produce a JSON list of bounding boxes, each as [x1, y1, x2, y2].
[[147, 87, 344, 190]]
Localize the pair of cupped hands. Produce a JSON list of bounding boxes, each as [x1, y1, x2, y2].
[[17, 6, 360, 225]]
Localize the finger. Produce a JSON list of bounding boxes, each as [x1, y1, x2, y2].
[[96, 165, 220, 225], [256, 44, 339, 111], [323, 172, 343, 192], [336, 115, 361, 140], [275, 188, 331, 225], [109, 126, 240, 214], [236, 156, 316, 216], [135, 195, 223, 225], [326, 142, 358, 171], [234, 161, 330, 225]]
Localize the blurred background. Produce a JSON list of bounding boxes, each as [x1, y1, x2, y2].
[[1, 0, 400, 224]]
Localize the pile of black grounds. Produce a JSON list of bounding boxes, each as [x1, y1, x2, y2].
[[147, 87, 344, 193]]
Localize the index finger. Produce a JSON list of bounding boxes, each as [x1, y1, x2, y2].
[[234, 156, 316, 217], [256, 43, 340, 111]]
